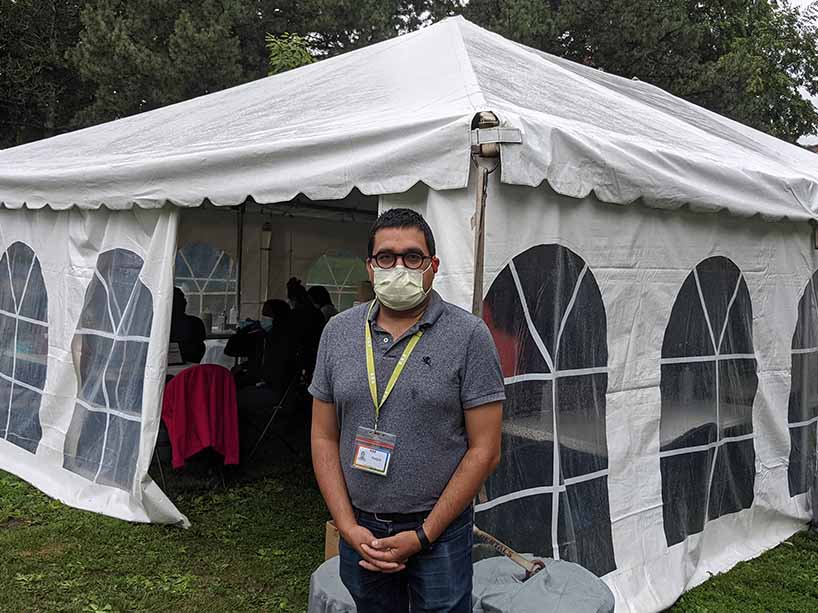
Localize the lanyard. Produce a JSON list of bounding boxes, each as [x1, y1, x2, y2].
[[365, 300, 424, 430]]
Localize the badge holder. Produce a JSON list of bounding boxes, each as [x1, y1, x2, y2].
[[352, 427, 397, 477]]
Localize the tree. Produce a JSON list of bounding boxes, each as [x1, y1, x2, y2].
[[68, 0, 257, 126], [266, 33, 314, 75], [0, 0, 92, 148], [66, 1, 462, 128], [463, 0, 818, 143]]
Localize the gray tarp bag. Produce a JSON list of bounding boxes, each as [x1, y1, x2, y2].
[[472, 556, 614, 613], [308, 555, 615, 613]]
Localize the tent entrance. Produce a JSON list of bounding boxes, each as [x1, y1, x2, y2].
[[175, 190, 378, 328]]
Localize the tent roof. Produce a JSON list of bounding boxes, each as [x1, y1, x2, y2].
[[1, 17, 817, 220]]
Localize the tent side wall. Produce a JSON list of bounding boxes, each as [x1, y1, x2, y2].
[[0, 207, 186, 525], [382, 177, 816, 613]]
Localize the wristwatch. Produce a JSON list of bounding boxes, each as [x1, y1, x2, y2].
[[415, 525, 431, 550]]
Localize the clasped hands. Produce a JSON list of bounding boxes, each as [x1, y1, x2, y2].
[[343, 524, 423, 573]]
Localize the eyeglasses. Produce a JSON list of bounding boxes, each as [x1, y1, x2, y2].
[[369, 251, 432, 270]]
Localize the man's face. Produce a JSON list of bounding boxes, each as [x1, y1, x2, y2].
[[368, 226, 439, 291]]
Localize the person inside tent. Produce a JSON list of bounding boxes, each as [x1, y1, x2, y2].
[[308, 285, 339, 322], [170, 287, 207, 363], [235, 298, 298, 413], [287, 277, 326, 382]]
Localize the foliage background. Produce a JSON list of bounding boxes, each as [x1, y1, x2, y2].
[[1, 1, 816, 149]]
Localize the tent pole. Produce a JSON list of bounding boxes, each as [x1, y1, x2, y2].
[[236, 201, 245, 320], [470, 111, 501, 319], [471, 164, 489, 317], [469, 114, 543, 580]]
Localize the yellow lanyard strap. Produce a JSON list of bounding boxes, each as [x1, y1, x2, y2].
[[365, 301, 424, 429]]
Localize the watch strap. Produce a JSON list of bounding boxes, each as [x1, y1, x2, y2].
[[415, 525, 431, 550]]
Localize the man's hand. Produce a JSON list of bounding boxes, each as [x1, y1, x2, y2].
[[341, 524, 407, 573], [360, 530, 422, 569]]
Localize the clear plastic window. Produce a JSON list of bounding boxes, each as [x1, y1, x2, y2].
[[788, 271, 818, 496], [660, 257, 756, 546], [480, 244, 615, 576], [63, 249, 153, 490], [306, 251, 368, 312], [0, 242, 47, 454], [174, 243, 237, 318]]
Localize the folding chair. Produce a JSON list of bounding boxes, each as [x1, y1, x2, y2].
[[247, 373, 302, 460]]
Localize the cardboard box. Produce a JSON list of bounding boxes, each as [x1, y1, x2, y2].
[[325, 520, 340, 560]]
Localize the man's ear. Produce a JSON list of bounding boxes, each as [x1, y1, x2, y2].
[[431, 257, 440, 273]]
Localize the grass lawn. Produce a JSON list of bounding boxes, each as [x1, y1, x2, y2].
[[2, 451, 818, 612], [0, 450, 327, 613]]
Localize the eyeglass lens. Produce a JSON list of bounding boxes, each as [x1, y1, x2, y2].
[[373, 252, 427, 269]]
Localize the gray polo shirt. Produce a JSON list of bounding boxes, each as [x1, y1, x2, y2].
[[309, 290, 505, 513]]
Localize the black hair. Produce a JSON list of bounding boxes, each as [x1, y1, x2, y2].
[[286, 277, 310, 305], [307, 285, 333, 307], [367, 208, 436, 257], [172, 287, 186, 315], [262, 298, 290, 320]]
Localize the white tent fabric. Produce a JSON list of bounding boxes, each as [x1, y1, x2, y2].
[[0, 207, 186, 526], [383, 178, 816, 613], [1, 17, 817, 220]]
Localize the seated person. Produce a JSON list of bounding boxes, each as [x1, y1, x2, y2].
[[307, 285, 338, 322], [236, 299, 298, 417], [170, 287, 206, 363]]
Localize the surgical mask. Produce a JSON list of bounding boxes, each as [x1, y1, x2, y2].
[[260, 316, 274, 331], [373, 265, 430, 311]]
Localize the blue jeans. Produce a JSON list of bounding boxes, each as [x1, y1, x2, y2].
[[339, 507, 473, 613]]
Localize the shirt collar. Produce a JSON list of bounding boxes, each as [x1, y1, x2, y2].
[[367, 290, 444, 330]]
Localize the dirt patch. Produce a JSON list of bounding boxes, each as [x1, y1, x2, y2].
[[0, 517, 26, 529], [19, 542, 66, 559]]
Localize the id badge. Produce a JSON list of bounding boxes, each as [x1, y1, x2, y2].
[[352, 427, 396, 477]]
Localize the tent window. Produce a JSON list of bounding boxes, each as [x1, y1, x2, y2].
[[306, 251, 368, 312], [63, 249, 153, 490], [174, 243, 237, 318], [660, 256, 756, 546], [787, 271, 818, 496], [479, 244, 615, 576], [0, 242, 47, 454]]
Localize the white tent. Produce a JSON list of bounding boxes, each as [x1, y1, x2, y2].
[[1, 16, 817, 613]]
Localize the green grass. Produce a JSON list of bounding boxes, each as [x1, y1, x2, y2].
[[0, 454, 327, 613], [2, 455, 818, 612], [671, 529, 818, 612]]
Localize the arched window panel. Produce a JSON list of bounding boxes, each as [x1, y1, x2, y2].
[[787, 272, 818, 496], [661, 275, 714, 359], [479, 244, 615, 577], [64, 249, 153, 490], [174, 243, 237, 318], [483, 268, 549, 376], [660, 256, 757, 547], [0, 242, 47, 454], [307, 252, 369, 312]]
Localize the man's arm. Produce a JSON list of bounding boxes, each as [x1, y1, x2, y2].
[[362, 401, 502, 564], [311, 397, 405, 572]]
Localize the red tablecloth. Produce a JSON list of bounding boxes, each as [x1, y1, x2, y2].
[[161, 364, 239, 469]]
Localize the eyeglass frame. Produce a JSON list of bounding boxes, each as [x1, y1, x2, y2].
[[367, 250, 435, 271]]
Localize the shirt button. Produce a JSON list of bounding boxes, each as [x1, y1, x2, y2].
[[383, 337, 389, 343]]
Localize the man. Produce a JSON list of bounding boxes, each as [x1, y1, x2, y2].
[[169, 287, 206, 363], [309, 208, 505, 612]]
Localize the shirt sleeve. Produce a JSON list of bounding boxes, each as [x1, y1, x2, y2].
[[461, 319, 506, 410], [308, 319, 334, 403]]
